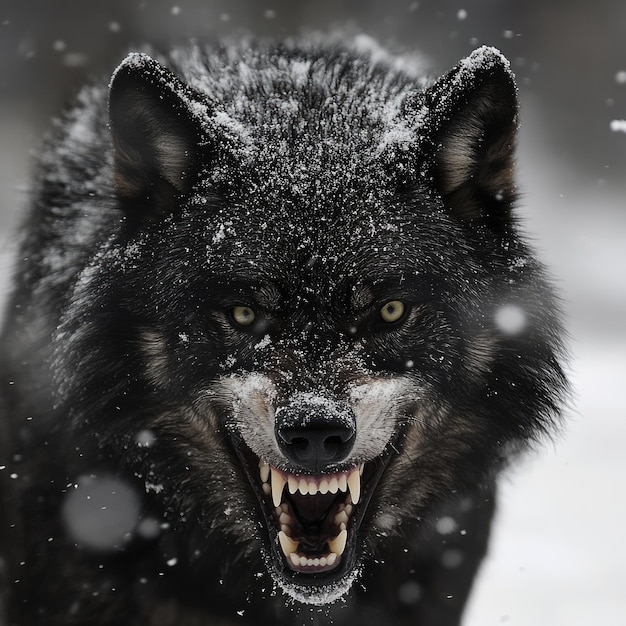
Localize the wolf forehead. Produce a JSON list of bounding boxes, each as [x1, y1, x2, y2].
[[108, 40, 514, 219], [115, 47, 412, 178], [170, 43, 419, 166]]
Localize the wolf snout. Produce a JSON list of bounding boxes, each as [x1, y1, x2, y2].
[[275, 399, 356, 472]]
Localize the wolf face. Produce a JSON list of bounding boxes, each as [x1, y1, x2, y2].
[[1, 38, 567, 622]]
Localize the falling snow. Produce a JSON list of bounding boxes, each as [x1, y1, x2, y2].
[[494, 304, 527, 335], [609, 119, 626, 133], [61, 475, 140, 550]]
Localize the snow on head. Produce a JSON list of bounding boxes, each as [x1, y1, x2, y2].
[[461, 45, 512, 75]]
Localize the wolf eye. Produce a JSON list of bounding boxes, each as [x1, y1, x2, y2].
[[380, 300, 406, 324], [231, 306, 256, 327]]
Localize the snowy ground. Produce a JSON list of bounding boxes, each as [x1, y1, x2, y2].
[[1, 94, 625, 625], [465, 341, 626, 624], [464, 107, 626, 624]]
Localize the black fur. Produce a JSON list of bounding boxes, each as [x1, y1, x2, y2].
[[0, 36, 567, 625]]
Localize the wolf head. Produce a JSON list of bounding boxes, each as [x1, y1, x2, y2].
[[55, 41, 566, 605]]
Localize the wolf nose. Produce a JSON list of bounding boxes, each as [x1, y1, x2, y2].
[[275, 405, 356, 472]]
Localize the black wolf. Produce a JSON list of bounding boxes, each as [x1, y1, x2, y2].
[[0, 36, 567, 625]]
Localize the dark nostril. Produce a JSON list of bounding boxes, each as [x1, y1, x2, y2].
[[285, 435, 309, 456], [324, 435, 344, 453], [279, 429, 352, 453], [275, 408, 356, 472]]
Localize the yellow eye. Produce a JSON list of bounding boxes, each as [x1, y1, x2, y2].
[[231, 306, 256, 326], [380, 300, 406, 323]]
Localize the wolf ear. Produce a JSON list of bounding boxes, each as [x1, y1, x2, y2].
[[108, 53, 206, 216], [421, 47, 518, 226]]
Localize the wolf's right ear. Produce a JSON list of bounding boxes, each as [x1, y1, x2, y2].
[[108, 53, 207, 216], [413, 47, 519, 228]]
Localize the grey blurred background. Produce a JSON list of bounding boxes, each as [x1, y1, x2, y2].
[[1, 1, 624, 624]]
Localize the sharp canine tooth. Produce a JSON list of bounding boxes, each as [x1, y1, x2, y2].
[[347, 468, 361, 504], [278, 531, 298, 555], [271, 468, 287, 507], [259, 461, 270, 483], [327, 552, 337, 566], [289, 553, 300, 567], [328, 529, 348, 556]]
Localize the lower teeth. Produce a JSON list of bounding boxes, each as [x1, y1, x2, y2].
[[289, 552, 338, 568], [278, 526, 348, 567]]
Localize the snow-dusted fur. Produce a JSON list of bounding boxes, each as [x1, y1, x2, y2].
[[0, 36, 567, 625]]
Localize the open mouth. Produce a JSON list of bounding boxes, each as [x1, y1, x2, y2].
[[260, 462, 362, 574], [232, 439, 392, 588]]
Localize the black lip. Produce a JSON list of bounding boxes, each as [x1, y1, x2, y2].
[[229, 433, 397, 589]]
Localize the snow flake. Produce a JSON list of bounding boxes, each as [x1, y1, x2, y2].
[[609, 119, 626, 133], [435, 516, 458, 535], [136, 517, 161, 540], [61, 475, 140, 550], [135, 429, 156, 447], [146, 481, 164, 494], [495, 304, 527, 335], [398, 580, 422, 604]]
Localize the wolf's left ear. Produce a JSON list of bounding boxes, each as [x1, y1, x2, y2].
[[108, 53, 207, 216], [419, 47, 518, 225]]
